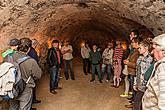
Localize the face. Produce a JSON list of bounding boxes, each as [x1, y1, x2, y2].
[[107, 43, 112, 48], [138, 44, 147, 55], [52, 43, 59, 48], [130, 32, 135, 40], [64, 42, 69, 46], [131, 40, 138, 48], [92, 45, 97, 50], [116, 41, 120, 45], [152, 43, 165, 61]]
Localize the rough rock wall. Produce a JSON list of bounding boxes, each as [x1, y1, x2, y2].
[[0, 0, 164, 50]]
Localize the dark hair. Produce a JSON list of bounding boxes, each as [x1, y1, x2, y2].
[[18, 38, 31, 52], [132, 37, 142, 44], [52, 40, 59, 44]]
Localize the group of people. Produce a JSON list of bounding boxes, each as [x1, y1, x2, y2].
[[1, 31, 165, 110], [81, 31, 165, 110], [0, 38, 42, 110], [81, 41, 123, 86]]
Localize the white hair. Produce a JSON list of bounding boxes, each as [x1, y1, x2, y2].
[[153, 33, 165, 51]]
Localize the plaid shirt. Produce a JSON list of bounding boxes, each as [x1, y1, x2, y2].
[[142, 57, 165, 110]]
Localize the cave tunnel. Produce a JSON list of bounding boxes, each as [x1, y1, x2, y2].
[[0, 0, 165, 110]]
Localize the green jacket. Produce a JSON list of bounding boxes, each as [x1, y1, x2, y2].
[[89, 51, 101, 65]]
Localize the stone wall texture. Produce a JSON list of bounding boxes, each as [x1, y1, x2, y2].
[[0, 0, 164, 49]]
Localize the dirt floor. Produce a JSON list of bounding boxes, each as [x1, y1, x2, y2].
[[33, 58, 131, 110]]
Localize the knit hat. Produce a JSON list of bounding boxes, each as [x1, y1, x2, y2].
[[9, 38, 21, 46]]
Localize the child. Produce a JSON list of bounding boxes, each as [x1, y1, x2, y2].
[[112, 41, 123, 88]]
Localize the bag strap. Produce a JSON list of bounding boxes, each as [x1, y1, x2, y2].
[[16, 56, 31, 65], [146, 61, 165, 86]]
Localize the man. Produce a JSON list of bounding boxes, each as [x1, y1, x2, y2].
[[24, 38, 41, 105], [61, 41, 75, 80], [2, 38, 20, 58], [81, 42, 91, 75], [47, 40, 63, 94], [89, 44, 102, 83], [5, 38, 42, 110], [142, 33, 165, 110]]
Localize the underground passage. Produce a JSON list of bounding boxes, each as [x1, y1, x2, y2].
[[0, 0, 165, 110]]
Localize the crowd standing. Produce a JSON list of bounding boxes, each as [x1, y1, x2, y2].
[[0, 32, 165, 110]]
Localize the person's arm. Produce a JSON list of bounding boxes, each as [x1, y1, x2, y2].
[[81, 47, 85, 59], [102, 49, 106, 58], [157, 64, 165, 109], [31, 59, 42, 80], [47, 49, 53, 67]]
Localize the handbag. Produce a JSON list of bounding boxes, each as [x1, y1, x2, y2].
[[122, 65, 128, 75], [103, 58, 110, 65]]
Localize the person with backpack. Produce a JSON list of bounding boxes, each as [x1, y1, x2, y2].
[[133, 38, 153, 110], [4, 38, 42, 110], [47, 40, 63, 94], [2, 38, 21, 58], [142, 33, 165, 110]]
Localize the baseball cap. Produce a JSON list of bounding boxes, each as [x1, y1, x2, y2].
[[9, 38, 21, 46]]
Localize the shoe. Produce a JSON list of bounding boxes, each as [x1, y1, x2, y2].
[[129, 91, 133, 95], [129, 100, 134, 103], [31, 108, 37, 110], [125, 104, 133, 108], [56, 87, 62, 89], [59, 76, 63, 79], [105, 80, 109, 82], [120, 93, 129, 98], [32, 100, 41, 104], [111, 85, 116, 87], [84, 73, 88, 75], [50, 90, 57, 94], [115, 86, 119, 88], [127, 97, 133, 100], [71, 78, 75, 80], [99, 80, 103, 83], [90, 79, 95, 82]]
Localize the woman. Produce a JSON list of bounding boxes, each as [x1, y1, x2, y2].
[[133, 38, 153, 110], [101, 42, 113, 82], [112, 41, 123, 88]]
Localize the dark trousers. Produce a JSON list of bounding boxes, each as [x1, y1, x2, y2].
[[101, 64, 112, 80], [133, 91, 144, 110], [129, 75, 136, 100], [9, 89, 33, 110], [83, 58, 90, 74], [64, 60, 75, 80], [50, 66, 59, 91], [91, 64, 101, 80]]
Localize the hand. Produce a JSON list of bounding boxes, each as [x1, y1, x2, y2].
[[123, 59, 129, 64], [133, 85, 138, 91]]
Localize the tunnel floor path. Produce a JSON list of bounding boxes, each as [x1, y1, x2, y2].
[[34, 58, 130, 110]]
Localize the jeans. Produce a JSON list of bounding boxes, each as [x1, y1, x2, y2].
[[91, 64, 101, 80], [50, 66, 59, 91], [83, 58, 91, 74], [64, 60, 75, 80], [129, 75, 136, 100], [101, 64, 112, 80]]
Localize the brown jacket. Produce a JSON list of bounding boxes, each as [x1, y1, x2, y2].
[[127, 49, 139, 75]]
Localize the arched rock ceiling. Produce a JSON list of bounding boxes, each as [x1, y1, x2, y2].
[[0, 0, 164, 49]]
